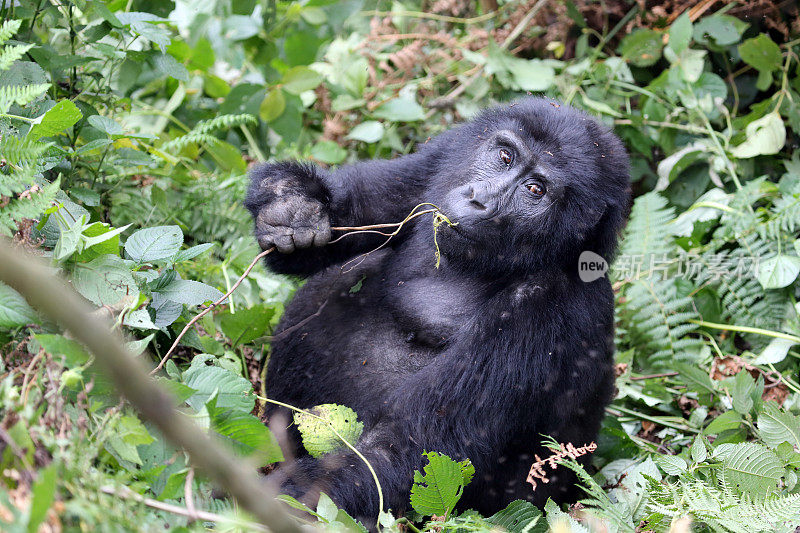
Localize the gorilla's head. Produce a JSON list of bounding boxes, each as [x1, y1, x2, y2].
[[427, 97, 630, 277]]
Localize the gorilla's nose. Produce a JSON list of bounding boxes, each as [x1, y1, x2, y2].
[[459, 184, 494, 215]]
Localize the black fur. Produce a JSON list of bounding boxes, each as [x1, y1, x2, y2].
[[244, 97, 630, 521]]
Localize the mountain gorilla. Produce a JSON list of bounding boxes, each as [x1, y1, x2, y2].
[[244, 97, 630, 521]]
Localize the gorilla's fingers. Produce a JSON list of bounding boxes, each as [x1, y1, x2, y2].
[[274, 234, 295, 254], [293, 228, 314, 249], [312, 225, 331, 247]]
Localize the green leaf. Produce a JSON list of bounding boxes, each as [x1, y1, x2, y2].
[[618, 29, 663, 67], [668, 12, 693, 54], [655, 454, 687, 475], [732, 370, 756, 415], [259, 88, 286, 121], [310, 140, 347, 164], [720, 442, 784, 497], [207, 398, 283, 463], [731, 112, 786, 159], [183, 355, 254, 413], [694, 15, 746, 46], [124, 225, 183, 263], [105, 414, 155, 465], [0, 281, 38, 328], [294, 404, 364, 458], [487, 500, 544, 533], [373, 97, 425, 122], [88, 115, 124, 136], [152, 52, 189, 81], [345, 121, 384, 143], [754, 337, 796, 365], [35, 334, 90, 366], [704, 410, 743, 435], [757, 402, 800, 449], [282, 66, 323, 94], [27, 100, 83, 141], [738, 34, 782, 72], [691, 435, 708, 463], [72, 255, 139, 308], [410, 451, 473, 518], [27, 463, 57, 533], [174, 243, 214, 263], [757, 253, 800, 289], [155, 279, 224, 306], [219, 305, 273, 345]]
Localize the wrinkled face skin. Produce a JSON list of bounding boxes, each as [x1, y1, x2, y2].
[[428, 100, 630, 276]]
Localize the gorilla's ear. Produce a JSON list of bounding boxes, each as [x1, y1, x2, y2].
[[586, 202, 625, 261]]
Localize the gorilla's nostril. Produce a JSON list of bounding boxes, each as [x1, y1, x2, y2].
[[470, 199, 487, 210]]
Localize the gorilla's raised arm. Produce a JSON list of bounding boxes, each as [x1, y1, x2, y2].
[[244, 150, 435, 277]]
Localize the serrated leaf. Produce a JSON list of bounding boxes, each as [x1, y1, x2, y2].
[[758, 402, 800, 449], [88, 114, 124, 136], [0, 281, 38, 328], [294, 404, 364, 458], [487, 500, 544, 533], [207, 398, 283, 463], [152, 53, 189, 81], [410, 451, 473, 518], [655, 454, 687, 475], [183, 355, 254, 413], [27, 100, 83, 141], [721, 442, 784, 497], [219, 305, 273, 345], [72, 254, 139, 308], [618, 29, 663, 67], [310, 140, 346, 164], [125, 225, 183, 263], [105, 414, 154, 465], [174, 243, 214, 263], [154, 279, 223, 306]]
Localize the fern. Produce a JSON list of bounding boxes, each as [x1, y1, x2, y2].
[[614, 192, 703, 367], [160, 113, 256, 153], [0, 83, 50, 114], [558, 458, 636, 532], [0, 19, 21, 45], [644, 478, 800, 533], [0, 21, 58, 236]]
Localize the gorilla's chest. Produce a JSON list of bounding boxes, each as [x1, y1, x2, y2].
[[383, 276, 478, 347]]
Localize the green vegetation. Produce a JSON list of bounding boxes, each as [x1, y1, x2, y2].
[[1, 1, 799, 531]]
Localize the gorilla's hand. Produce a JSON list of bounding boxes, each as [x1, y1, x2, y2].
[[247, 163, 332, 254], [255, 194, 330, 253]]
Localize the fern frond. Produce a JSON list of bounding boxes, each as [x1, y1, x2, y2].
[[616, 191, 676, 261], [0, 83, 50, 113], [0, 135, 50, 167], [0, 20, 22, 46], [619, 278, 703, 368], [0, 178, 59, 237], [193, 113, 256, 135], [160, 132, 220, 153], [0, 43, 34, 71], [558, 459, 636, 531]]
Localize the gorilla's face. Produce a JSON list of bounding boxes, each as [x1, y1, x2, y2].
[[430, 101, 629, 276]]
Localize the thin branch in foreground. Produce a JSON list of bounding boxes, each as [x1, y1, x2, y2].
[[0, 240, 302, 533], [100, 485, 267, 531]]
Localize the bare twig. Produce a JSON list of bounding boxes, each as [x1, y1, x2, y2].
[[184, 467, 198, 523], [101, 485, 268, 531], [152, 205, 442, 372], [0, 240, 302, 532], [150, 247, 273, 374]]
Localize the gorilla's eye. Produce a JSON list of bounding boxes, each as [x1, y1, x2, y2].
[[528, 183, 546, 197], [498, 148, 514, 166]]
